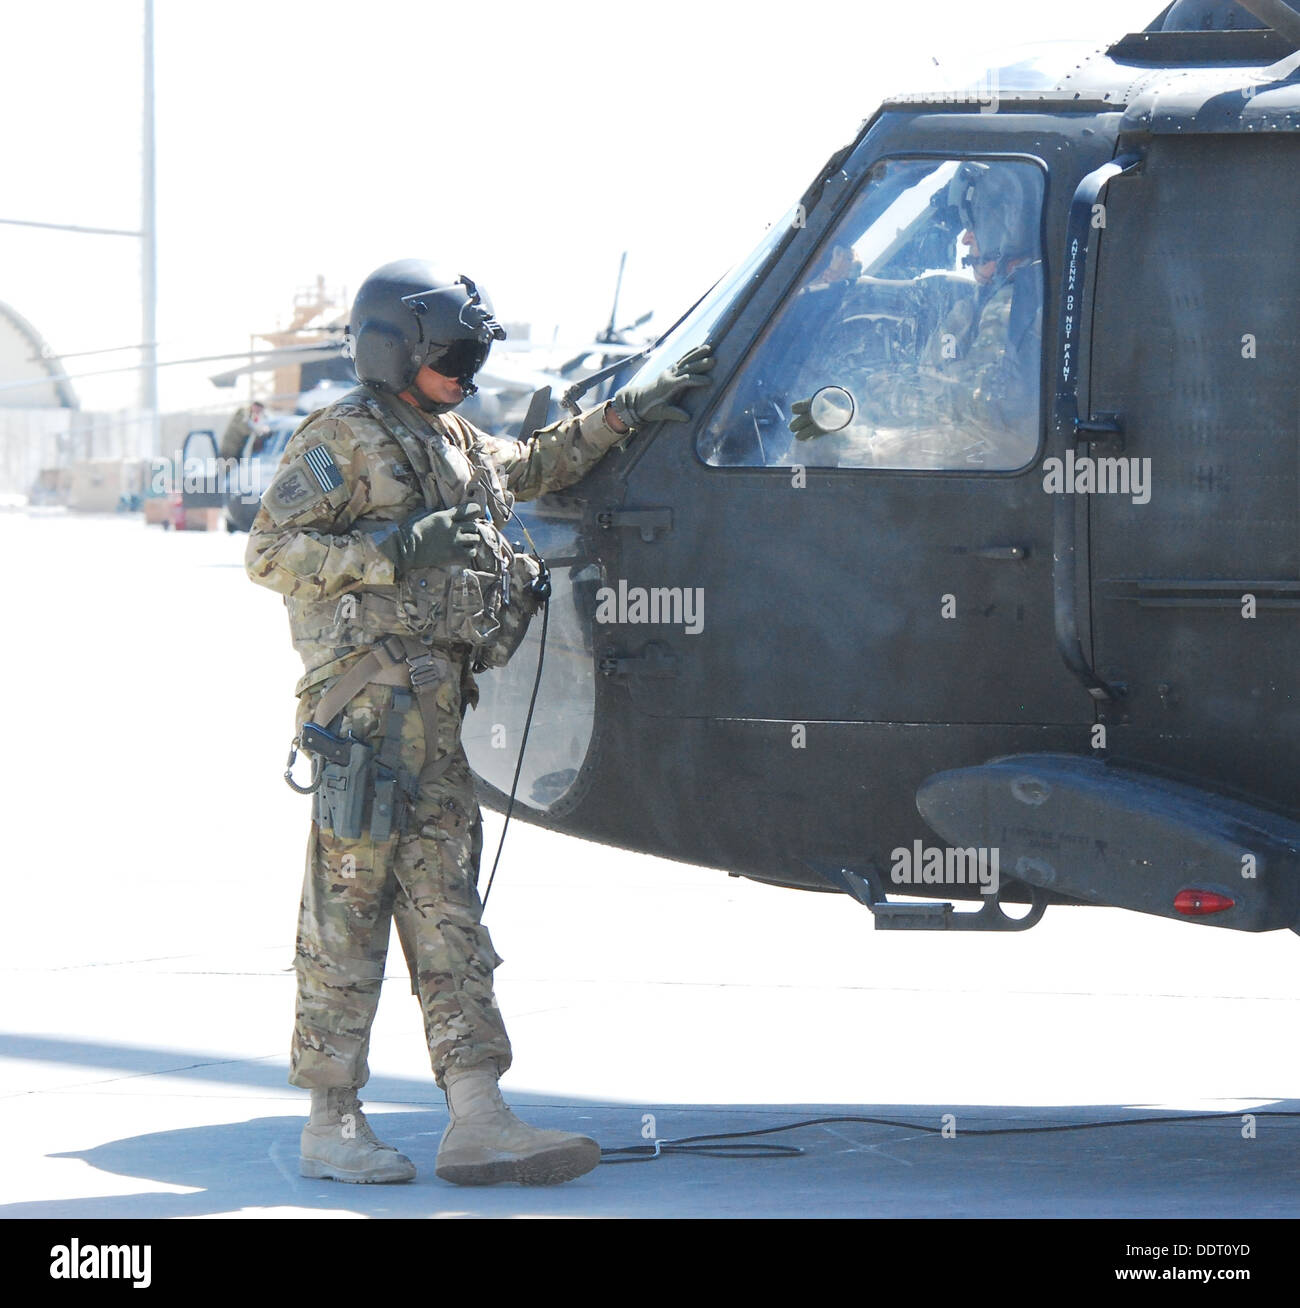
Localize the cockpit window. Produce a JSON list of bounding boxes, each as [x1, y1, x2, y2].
[[699, 157, 1045, 472]]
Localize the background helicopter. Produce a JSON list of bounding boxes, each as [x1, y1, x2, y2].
[[464, 0, 1300, 939]]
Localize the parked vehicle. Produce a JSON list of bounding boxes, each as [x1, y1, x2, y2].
[[223, 416, 299, 532]]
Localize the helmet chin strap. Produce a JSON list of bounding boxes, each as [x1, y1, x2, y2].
[[405, 390, 460, 416]]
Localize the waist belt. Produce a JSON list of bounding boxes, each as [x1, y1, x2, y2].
[[309, 635, 456, 786]]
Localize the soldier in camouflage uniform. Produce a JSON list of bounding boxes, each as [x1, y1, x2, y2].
[[246, 260, 712, 1185], [790, 161, 1042, 469], [220, 401, 269, 461]]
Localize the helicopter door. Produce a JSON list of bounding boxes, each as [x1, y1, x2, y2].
[[462, 496, 598, 812], [180, 429, 224, 509], [1087, 135, 1300, 807], [604, 154, 1087, 727]]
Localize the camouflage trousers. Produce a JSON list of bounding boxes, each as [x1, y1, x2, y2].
[[289, 664, 512, 1091]]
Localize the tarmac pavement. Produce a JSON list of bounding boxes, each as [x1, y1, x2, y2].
[[3, 508, 1298, 1219]]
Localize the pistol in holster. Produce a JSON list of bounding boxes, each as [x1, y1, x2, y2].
[[298, 722, 406, 843]]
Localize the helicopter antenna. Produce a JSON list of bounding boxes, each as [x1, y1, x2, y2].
[[602, 251, 628, 344]]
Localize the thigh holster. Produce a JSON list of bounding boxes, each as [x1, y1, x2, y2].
[[287, 635, 459, 842]]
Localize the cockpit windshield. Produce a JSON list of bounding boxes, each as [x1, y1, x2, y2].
[[621, 206, 802, 392], [699, 156, 1045, 472]]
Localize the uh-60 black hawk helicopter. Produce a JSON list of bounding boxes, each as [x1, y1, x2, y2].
[[463, 0, 1300, 941]]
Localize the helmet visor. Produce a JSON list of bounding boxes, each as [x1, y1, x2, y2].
[[424, 338, 490, 383]]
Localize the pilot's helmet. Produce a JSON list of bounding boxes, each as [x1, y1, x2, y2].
[[1158, 0, 1265, 30], [947, 162, 1037, 272], [348, 259, 507, 398]]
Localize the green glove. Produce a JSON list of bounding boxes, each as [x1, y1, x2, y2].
[[375, 502, 484, 576], [610, 344, 716, 430], [788, 398, 826, 441]]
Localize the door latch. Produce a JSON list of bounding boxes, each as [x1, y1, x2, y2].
[[1075, 413, 1125, 455], [597, 507, 673, 542], [599, 641, 679, 678]]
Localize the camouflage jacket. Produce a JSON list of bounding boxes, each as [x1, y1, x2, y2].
[[245, 384, 626, 697]]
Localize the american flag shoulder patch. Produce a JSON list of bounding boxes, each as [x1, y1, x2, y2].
[[303, 444, 343, 492]]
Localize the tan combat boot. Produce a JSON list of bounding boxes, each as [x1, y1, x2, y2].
[[435, 1067, 601, 1186], [299, 1087, 416, 1183]]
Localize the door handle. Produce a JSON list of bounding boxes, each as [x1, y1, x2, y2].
[[599, 642, 679, 678], [597, 507, 673, 542], [1049, 152, 1142, 704]]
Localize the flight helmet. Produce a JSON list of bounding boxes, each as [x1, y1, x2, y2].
[[946, 162, 1038, 275], [348, 259, 506, 410]]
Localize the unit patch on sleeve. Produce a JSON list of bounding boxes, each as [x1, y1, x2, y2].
[[263, 446, 347, 525], [271, 470, 312, 508]]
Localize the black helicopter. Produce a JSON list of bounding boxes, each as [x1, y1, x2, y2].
[[463, 0, 1300, 940]]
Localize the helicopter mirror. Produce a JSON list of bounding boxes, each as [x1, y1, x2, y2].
[[809, 384, 855, 432]]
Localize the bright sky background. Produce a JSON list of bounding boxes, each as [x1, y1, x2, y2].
[[1, 0, 1160, 413]]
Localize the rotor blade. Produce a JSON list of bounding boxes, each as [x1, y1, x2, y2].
[[0, 342, 344, 395], [516, 386, 553, 442]]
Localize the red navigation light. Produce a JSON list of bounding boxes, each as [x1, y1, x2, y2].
[[1174, 889, 1235, 917]]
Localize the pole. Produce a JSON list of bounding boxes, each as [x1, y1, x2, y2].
[[141, 0, 159, 456]]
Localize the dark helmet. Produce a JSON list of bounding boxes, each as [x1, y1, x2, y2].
[[347, 259, 506, 403], [946, 162, 1038, 273], [1157, 1, 1266, 30]]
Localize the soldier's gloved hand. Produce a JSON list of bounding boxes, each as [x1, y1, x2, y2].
[[610, 344, 716, 430], [789, 398, 828, 441], [376, 503, 484, 576]]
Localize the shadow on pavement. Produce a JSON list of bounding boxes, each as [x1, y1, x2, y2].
[[7, 1034, 1299, 1218], [0, 1031, 441, 1104]]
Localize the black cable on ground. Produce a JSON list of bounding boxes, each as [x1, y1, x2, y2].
[[599, 1110, 1300, 1163]]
